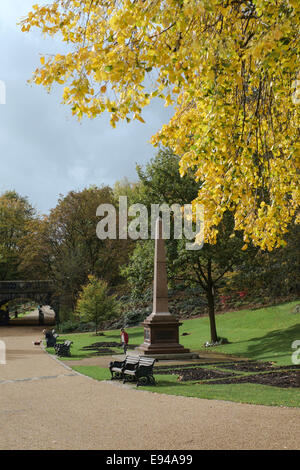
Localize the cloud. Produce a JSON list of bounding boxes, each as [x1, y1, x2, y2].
[[0, 0, 174, 214]]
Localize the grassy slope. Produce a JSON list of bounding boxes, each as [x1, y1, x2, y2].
[[52, 300, 300, 365], [179, 300, 300, 366], [51, 301, 300, 407]]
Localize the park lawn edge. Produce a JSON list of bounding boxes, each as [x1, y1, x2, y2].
[[47, 301, 300, 407], [49, 301, 300, 365], [71, 365, 300, 408]]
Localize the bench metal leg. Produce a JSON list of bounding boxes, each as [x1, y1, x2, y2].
[[136, 374, 156, 387]]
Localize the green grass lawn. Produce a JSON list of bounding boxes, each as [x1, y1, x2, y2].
[[50, 300, 300, 365], [179, 300, 300, 366], [48, 301, 300, 407], [72, 367, 300, 408], [46, 330, 126, 359]]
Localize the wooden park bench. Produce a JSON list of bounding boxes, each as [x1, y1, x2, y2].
[[109, 355, 138, 381], [132, 356, 156, 386], [55, 340, 72, 357], [109, 355, 156, 386]]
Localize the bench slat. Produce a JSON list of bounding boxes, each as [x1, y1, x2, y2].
[[124, 359, 138, 364], [139, 358, 155, 365]]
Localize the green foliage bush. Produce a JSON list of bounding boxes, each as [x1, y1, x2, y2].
[[123, 306, 151, 326], [108, 305, 151, 328], [58, 320, 96, 333], [58, 320, 79, 333], [58, 305, 75, 323]]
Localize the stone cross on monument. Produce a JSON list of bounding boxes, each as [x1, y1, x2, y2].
[[137, 218, 190, 356]]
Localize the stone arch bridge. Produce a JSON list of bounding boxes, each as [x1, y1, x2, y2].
[[0, 281, 60, 326]]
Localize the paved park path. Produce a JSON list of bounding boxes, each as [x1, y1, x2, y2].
[[9, 306, 55, 326], [0, 327, 299, 450]]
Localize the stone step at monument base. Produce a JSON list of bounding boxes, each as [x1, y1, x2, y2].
[[112, 351, 200, 361], [135, 347, 199, 360], [137, 352, 200, 360]]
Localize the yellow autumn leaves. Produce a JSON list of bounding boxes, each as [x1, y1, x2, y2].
[[21, 0, 300, 250]]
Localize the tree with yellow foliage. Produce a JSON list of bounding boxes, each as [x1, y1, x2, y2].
[[21, 0, 300, 250]]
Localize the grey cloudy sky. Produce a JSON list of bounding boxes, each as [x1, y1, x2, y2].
[[0, 0, 173, 214]]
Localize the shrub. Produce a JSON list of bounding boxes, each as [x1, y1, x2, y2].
[[58, 320, 79, 333], [58, 320, 97, 333], [123, 306, 150, 326]]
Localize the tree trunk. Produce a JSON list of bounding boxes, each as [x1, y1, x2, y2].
[[206, 286, 218, 343], [206, 259, 218, 343], [54, 305, 60, 325], [95, 304, 98, 335]]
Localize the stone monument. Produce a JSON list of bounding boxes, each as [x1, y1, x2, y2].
[[136, 217, 191, 356]]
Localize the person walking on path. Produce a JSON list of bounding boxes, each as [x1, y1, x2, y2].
[[120, 328, 129, 355], [38, 306, 44, 325]]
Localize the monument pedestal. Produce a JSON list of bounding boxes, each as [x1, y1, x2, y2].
[[137, 313, 190, 355]]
